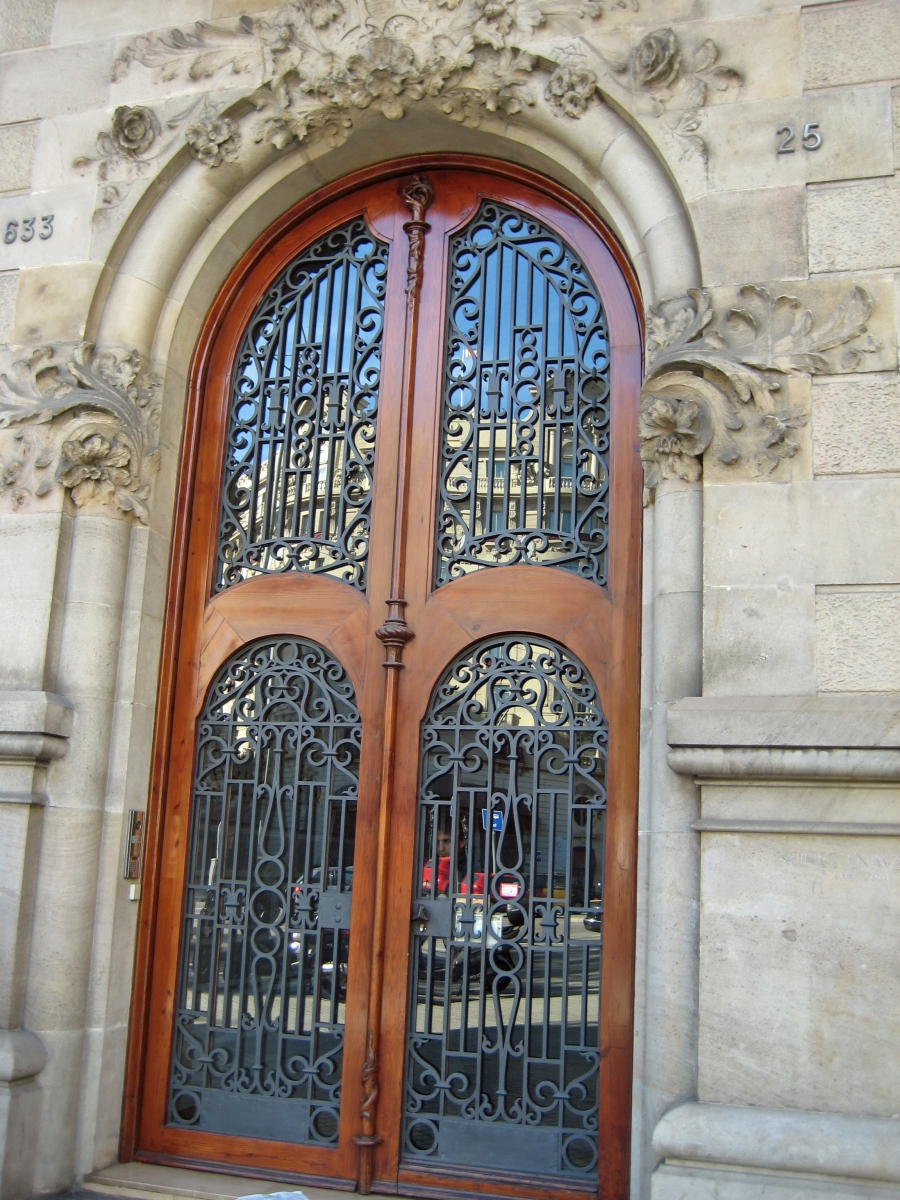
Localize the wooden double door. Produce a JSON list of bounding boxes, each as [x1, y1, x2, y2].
[[128, 158, 642, 1200]]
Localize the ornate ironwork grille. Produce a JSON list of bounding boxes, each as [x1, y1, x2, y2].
[[168, 638, 360, 1146], [404, 638, 607, 1178], [216, 219, 388, 592], [435, 202, 610, 587]]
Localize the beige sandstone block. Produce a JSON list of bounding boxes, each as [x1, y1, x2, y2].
[[701, 783, 900, 827], [0, 271, 17, 343], [703, 583, 816, 696], [703, 481, 815, 590], [0, 185, 95, 273], [0, 0, 54, 53], [0, 42, 112, 124], [691, 187, 806, 286], [0, 121, 39, 194], [817, 587, 900, 692], [811, 477, 900, 587], [689, 11, 801, 104], [813, 377, 900, 476], [654, 1162, 896, 1200], [708, 0, 844, 12], [894, 87, 900, 169], [12, 262, 103, 346], [707, 88, 893, 194], [803, 0, 900, 90], [705, 477, 900, 593], [808, 179, 900, 274], [52, 0, 213, 45], [699, 831, 900, 1115]]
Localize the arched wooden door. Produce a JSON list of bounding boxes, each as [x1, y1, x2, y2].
[[128, 159, 642, 1200]]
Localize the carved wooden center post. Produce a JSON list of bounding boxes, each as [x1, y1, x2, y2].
[[353, 174, 433, 1194]]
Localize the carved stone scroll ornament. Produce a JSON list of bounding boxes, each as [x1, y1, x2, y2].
[[639, 285, 880, 503], [0, 344, 161, 522], [105, 0, 651, 162]]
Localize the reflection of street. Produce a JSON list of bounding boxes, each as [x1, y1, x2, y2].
[[414, 987, 600, 1036]]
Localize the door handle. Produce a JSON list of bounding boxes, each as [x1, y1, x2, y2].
[[411, 903, 430, 930]]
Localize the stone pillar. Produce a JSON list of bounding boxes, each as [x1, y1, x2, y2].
[[0, 693, 72, 1200], [635, 478, 703, 1198], [22, 510, 132, 1194]]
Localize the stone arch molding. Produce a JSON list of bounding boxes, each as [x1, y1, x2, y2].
[[0, 0, 883, 520]]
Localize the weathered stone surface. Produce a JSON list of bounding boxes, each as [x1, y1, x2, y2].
[[696, 11, 801, 104], [653, 1162, 896, 1200], [803, 0, 900, 90], [0, 42, 112, 124], [0, 186, 95, 275], [669, 694, 900, 752], [704, 477, 900, 595], [703, 582, 816, 696], [655, 1101, 900, 1183], [0, 272, 17, 345], [699, 830, 900, 1115], [0, 0, 54, 53], [808, 179, 900, 273], [0, 122, 39, 195], [11, 262, 103, 346], [52, 0, 212, 45], [707, 88, 894, 193], [813, 377, 900, 477], [817, 588, 900, 692], [690, 187, 805, 286]]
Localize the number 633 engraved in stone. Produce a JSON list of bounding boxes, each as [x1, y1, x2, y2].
[[776, 123, 822, 154], [3, 216, 54, 244]]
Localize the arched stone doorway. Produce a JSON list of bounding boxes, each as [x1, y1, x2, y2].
[[126, 160, 642, 1199]]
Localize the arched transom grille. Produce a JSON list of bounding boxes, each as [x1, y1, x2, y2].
[[216, 218, 388, 592], [435, 202, 611, 587]]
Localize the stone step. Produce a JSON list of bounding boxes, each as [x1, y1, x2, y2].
[[82, 1163, 358, 1200]]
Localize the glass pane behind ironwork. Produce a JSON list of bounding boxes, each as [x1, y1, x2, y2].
[[435, 202, 610, 587], [404, 637, 607, 1178], [168, 638, 360, 1146], [216, 219, 388, 592]]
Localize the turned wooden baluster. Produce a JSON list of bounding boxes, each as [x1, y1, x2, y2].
[[353, 173, 434, 1195]]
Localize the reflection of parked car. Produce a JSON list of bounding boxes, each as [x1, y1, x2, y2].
[[583, 899, 603, 933]]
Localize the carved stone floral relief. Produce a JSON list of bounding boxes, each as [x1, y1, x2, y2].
[[639, 285, 881, 502], [0, 345, 161, 522], [77, 0, 741, 200]]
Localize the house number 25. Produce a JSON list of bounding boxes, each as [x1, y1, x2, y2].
[[776, 123, 822, 154]]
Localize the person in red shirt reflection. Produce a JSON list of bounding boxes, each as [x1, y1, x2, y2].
[[422, 823, 484, 897]]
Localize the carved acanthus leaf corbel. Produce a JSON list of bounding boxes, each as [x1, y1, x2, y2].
[[0, 344, 161, 523], [640, 285, 880, 502]]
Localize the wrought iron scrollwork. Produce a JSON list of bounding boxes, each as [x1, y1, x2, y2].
[[435, 202, 611, 587], [168, 637, 360, 1146], [404, 637, 608, 1178], [215, 219, 389, 592]]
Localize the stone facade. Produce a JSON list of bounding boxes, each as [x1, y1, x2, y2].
[[0, 1, 899, 1199]]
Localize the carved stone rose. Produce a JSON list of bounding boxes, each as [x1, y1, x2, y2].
[[186, 115, 241, 167], [633, 28, 682, 90], [110, 105, 161, 158]]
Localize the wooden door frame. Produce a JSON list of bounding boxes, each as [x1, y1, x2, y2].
[[121, 154, 644, 1199]]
